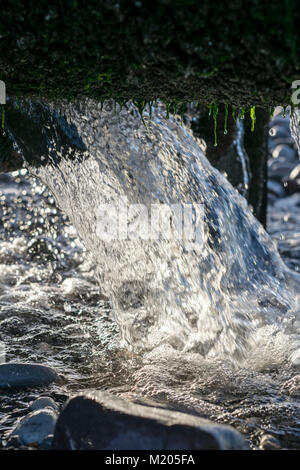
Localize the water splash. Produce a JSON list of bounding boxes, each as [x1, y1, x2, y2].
[[290, 107, 300, 156], [14, 98, 300, 363], [224, 104, 228, 135]]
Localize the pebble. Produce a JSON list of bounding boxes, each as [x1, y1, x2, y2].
[[8, 408, 57, 446], [0, 363, 61, 389], [30, 397, 59, 412]]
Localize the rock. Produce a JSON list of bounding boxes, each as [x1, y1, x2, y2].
[[0, 363, 61, 389], [5, 434, 22, 449], [259, 434, 281, 450], [9, 408, 57, 446], [30, 397, 58, 412], [52, 391, 248, 450], [40, 434, 54, 450]]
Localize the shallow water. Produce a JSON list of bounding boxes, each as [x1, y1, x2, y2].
[[1, 102, 300, 449]]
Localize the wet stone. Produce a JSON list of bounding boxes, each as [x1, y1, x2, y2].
[[30, 397, 59, 412], [8, 408, 57, 446], [0, 363, 61, 389], [52, 391, 248, 450]]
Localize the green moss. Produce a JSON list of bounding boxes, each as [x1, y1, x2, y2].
[[1, 1, 298, 108], [232, 106, 237, 123], [250, 106, 256, 132], [283, 106, 287, 118], [238, 107, 245, 120], [132, 99, 148, 125]]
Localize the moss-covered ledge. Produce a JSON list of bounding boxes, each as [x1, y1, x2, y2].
[[0, 0, 299, 108]]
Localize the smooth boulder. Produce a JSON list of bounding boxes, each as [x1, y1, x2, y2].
[[0, 363, 61, 389], [8, 408, 57, 447], [52, 391, 248, 450]]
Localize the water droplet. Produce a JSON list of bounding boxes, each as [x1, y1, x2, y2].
[[269, 128, 276, 137]]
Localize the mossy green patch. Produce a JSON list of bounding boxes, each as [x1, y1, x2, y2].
[[0, 1, 299, 107]]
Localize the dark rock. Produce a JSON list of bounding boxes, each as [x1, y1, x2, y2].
[[52, 391, 248, 450], [9, 409, 57, 446], [0, 363, 61, 389], [6, 434, 22, 449], [40, 434, 54, 450], [30, 397, 59, 412]]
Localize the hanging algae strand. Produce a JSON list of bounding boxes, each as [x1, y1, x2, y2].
[[270, 106, 275, 119], [232, 106, 237, 123], [283, 106, 287, 118], [133, 100, 147, 127], [250, 106, 256, 132], [213, 103, 218, 146], [224, 104, 228, 135], [238, 107, 245, 120]]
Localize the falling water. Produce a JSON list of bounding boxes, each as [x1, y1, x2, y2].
[[14, 98, 299, 363]]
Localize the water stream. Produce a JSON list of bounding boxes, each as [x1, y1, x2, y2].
[[1, 100, 300, 449]]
